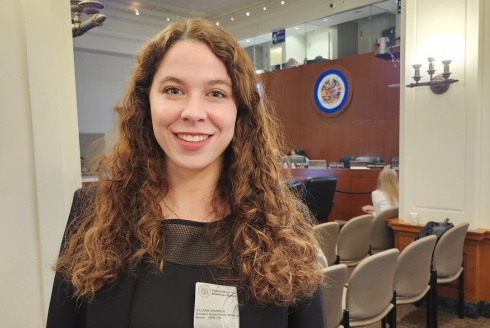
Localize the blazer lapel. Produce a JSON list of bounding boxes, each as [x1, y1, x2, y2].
[[86, 277, 137, 328]]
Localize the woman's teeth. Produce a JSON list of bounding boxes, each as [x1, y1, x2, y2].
[[177, 134, 209, 142]]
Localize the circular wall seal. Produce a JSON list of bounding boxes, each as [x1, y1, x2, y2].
[[313, 68, 352, 116]]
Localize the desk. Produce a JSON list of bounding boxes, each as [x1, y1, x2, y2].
[[289, 168, 381, 222]]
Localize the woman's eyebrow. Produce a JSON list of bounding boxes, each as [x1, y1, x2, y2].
[[206, 79, 232, 88], [156, 76, 232, 88]]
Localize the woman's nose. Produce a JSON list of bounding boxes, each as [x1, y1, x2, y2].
[[181, 95, 207, 122]]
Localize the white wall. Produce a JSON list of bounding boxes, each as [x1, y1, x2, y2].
[[400, 0, 490, 229], [306, 28, 333, 60], [74, 49, 133, 135], [285, 34, 306, 64], [0, 0, 80, 326]]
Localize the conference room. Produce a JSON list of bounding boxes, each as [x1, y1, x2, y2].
[[3, 0, 490, 327]]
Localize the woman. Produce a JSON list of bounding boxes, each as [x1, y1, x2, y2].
[[362, 166, 399, 216], [47, 18, 326, 327]]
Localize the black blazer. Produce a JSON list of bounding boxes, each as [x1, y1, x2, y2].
[[46, 188, 327, 328]]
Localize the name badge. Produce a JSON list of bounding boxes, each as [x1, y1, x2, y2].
[[194, 282, 239, 328]]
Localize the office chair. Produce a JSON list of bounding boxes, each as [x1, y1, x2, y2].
[[354, 156, 384, 164], [339, 155, 355, 168], [303, 176, 337, 222]]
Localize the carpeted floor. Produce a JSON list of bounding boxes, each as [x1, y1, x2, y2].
[[362, 304, 490, 328]]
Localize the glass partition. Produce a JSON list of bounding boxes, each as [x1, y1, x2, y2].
[[239, 0, 399, 73]]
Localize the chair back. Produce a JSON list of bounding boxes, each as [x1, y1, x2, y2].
[[354, 156, 384, 164], [346, 248, 399, 320], [303, 176, 337, 222], [394, 235, 437, 298], [371, 207, 398, 253], [338, 214, 373, 263], [314, 222, 339, 266], [322, 264, 348, 328], [433, 222, 469, 277], [339, 155, 355, 168]]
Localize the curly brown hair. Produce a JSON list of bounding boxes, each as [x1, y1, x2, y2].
[[55, 18, 323, 306]]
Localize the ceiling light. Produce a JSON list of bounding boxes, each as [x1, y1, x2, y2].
[[281, 1, 285, 4], [134, 9, 139, 15], [246, 39, 250, 42], [263, 6, 267, 10], [231, 17, 234, 21], [323, 18, 329, 22], [216, 22, 219, 26], [166, 17, 170, 21], [246, 12, 250, 16], [295, 27, 299, 29]]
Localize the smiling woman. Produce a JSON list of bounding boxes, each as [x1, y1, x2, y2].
[[47, 18, 326, 328]]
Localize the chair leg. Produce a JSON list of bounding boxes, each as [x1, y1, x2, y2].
[[431, 269, 438, 328], [426, 289, 432, 328], [343, 309, 350, 328], [335, 254, 340, 265], [459, 266, 465, 319], [381, 316, 387, 328], [391, 289, 397, 328]]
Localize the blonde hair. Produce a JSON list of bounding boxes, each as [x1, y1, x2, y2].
[[55, 18, 322, 307], [377, 167, 399, 204]]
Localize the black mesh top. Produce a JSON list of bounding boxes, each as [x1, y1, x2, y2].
[[161, 218, 220, 266], [128, 218, 327, 328]]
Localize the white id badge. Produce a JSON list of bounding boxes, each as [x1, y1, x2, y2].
[[194, 282, 239, 328]]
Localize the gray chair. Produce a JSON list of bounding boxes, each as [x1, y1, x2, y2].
[[342, 248, 399, 328], [394, 235, 437, 328], [314, 222, 340, 266], [370, 207, 399, 254], [323, 264, 348, 328], [431, 222, 469, 327], [338, 214, 374, 266]]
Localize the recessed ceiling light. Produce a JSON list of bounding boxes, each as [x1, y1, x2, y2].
[[263, 6, 267, 10], [281, 1, 285, 4], [166, 17, 170, 21], [134, 9, 139, 15], [231, 17, 234, 21], [295, 27, 299, 29], [216, 22, 219, 26], [323, 18, 329, 22], [246, 12, 250, 16], [246, 39, 250, 42]]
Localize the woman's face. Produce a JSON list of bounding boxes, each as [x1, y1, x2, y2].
[[149, 40, 237, 175]]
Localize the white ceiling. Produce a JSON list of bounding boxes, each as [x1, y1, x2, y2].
[[75, 0, 397, 50]]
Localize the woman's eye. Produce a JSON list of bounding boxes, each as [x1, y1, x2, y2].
[[164, 87, 183, 95], [208, 91, 225, 98]]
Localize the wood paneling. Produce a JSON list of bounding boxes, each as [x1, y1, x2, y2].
[[262, 52, 400, 163], [388, 219, 490, 303]]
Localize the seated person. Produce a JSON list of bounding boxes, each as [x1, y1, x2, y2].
[[362, 166, 398, 216], [288, 149, 310, 162]]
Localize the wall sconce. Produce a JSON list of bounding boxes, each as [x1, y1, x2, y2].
[[406, 57, 459, 94], [71, 0, 106, 38]]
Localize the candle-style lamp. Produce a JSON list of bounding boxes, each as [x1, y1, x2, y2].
[[442, 60, 452, 79], [427, 57, 436, 80], [412, 64, 422, 83], [406, 58, 459, 94]]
